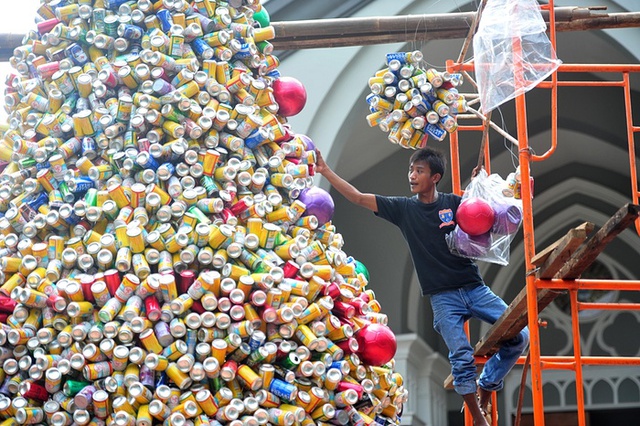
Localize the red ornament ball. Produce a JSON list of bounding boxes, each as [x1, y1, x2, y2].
[[355, 323, 397, 366], [273, 76, 307, 117], [456, 197, 495, 236]]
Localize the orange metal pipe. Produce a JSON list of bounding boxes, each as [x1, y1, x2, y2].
[[540, 356, 640, 365], [537, 278, 640, 291], [541, 361, 577, 370], [454, 63, 640, 73], [511, 35, 547, 425], [456, 125, 486, 131], [570, 290, 587, 426], [475, 355, 640, 366], [623, 72, 640, 235], [531, 0, 560, 164], [578, 302, 640, 311], [449, 123, 462, 195], [537, 80, 626, 88]]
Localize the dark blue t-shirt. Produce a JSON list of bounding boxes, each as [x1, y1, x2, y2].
[[375, 193, 484, 295]]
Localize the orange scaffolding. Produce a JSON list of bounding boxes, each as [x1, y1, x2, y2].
[[445, 1, 640, 425]]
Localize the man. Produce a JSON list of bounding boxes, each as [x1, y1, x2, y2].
[[315, 147, 529, 426]]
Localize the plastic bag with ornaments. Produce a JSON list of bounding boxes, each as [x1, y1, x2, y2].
[[446, 169, 523, 265]]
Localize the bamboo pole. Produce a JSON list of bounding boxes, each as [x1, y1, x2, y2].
[[1, 7, 640, 60], [268, 7, 640, 50]]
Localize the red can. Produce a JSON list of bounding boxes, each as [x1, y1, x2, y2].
[[145, 295, 161, 322], [178, 270, 195, 295], [104, 269, 121, 296], [80, 274, 96, 303], [20, 382, 49, 401], [282, 261, 299, 279]]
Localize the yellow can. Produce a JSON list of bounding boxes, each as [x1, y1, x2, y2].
[[165, 363, 192, 390], [126, 226, 145, 254]]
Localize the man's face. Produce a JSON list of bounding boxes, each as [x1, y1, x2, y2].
[[408, 160, 439, 194]]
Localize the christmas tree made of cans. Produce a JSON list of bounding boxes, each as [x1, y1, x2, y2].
[[0, 1, 407, 425]]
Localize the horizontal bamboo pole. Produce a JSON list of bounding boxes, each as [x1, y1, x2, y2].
[[0, 7, 639, 60], [269, 7, 640, 49]]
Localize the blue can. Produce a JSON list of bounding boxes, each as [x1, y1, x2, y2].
[[234, 43, 253, 60], [248, 331, 265, 352], [70, 177, 95, 194], [185, 329, 197, 355], [119, 24, 144, 40], [82, 137, 97, 158], [156, 9, 174, 33], [155, 371, 169, 388], [425, 123, 446, 141], [61, 209, 81, 226], [36, 161, 51, 171], [191, 38, 213, 59], [136, 152, 159, 171], [265, 69, 281, 79], [157, 163, 175, 181], [27, 192, 49, 211], [104, 0, 130, 10], [244, 128, 270, 149], [65, 43, 89, 66], [269, 378, 297, 400]]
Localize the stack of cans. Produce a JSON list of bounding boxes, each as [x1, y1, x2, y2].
[[0, 0, 408, 425], [365, 52, 466, 149]]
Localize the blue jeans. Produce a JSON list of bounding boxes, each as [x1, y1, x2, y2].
[[430, 284, 529, 395]]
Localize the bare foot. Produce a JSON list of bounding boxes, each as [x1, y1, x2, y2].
[[462, 393, 490, 426], [478, 387, 493, 411]]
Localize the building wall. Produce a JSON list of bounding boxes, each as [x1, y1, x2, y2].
[[272, 1, 640, 424]]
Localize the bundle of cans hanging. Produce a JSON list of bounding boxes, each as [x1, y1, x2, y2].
[[0, 0, 408, 425], [365, 51, 466, 149]]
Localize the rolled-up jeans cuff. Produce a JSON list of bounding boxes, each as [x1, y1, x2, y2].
[[478, 379, 503, 392], [454, 380, 477, 396]]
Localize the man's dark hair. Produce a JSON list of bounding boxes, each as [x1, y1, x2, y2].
[[409, 148, 446, 182]]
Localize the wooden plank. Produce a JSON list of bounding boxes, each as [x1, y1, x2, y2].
[[556, 203, 640, 279], [531, 222, 593, 267], [537, 222, 595, 279]]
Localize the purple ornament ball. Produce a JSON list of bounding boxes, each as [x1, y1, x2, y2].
[[492, 202, 523, 235], [454, 227, 492, 258], [298, 187, 335, 226], [294, 134, 315, 151]]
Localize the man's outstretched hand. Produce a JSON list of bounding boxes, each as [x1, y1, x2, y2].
[[315, 149, 329, 175]]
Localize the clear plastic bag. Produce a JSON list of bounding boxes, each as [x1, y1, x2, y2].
[[446, 170, 523, 266], [473, 0, 562, 113]]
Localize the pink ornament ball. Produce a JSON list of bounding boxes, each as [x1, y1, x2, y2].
[[272, 76, 307, 117], [492, 202, 522, 235], [355, 323, 397, 366], [456, 197, 495, 236], [454, 227, 492, 258], [298, 187, 334, 226]]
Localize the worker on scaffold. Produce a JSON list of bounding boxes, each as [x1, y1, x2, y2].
[[315, 147, 529, 426]]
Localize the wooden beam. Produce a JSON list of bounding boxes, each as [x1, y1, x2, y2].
[[531, 222, 594, 267], [269, 7, 640, 49], [535, 222, 595, 279], [1, 7, 640, 60], [555, 203, 640, 279]]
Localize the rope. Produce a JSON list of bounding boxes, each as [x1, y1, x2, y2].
[[514, 349, 532, 426], [456, 0, 490, 64]]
